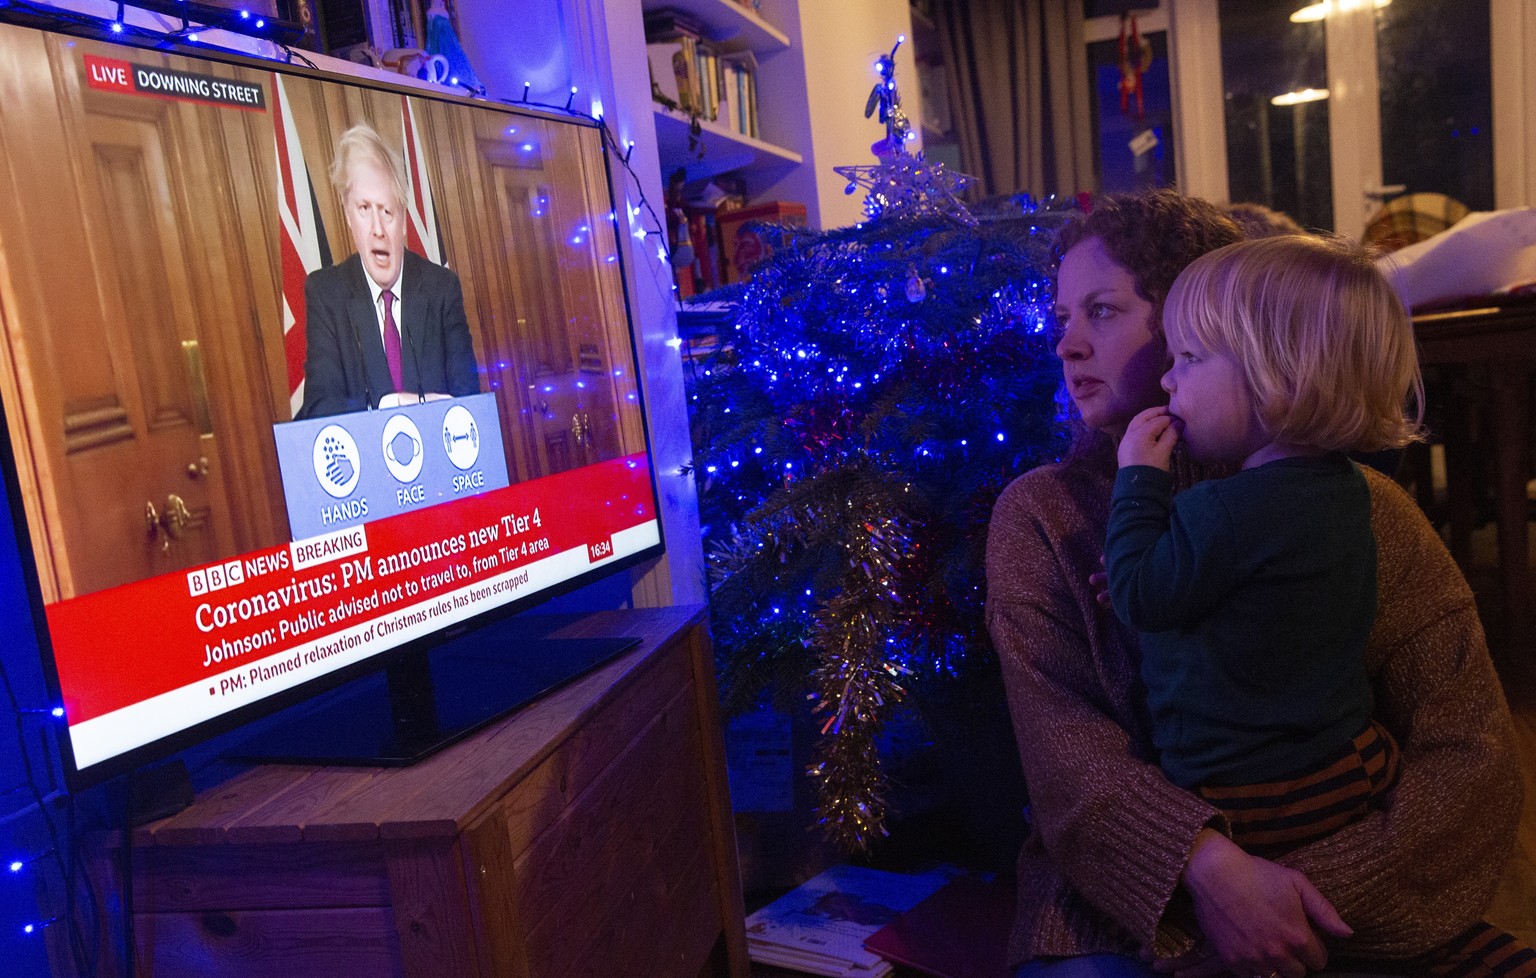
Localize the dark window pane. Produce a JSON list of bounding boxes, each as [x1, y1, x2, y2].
[[1089, 31, 1176, 193], [1085, 0, 1159, 17], [1219, 0, 1333, 231], [1377, 0, 1493, 211]]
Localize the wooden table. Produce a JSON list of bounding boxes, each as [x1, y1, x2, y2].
[[74, 606, 748, 978], [1413, 304, 1536, 650]]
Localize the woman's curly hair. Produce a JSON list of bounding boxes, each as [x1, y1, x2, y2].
[[1050, 189, 1245, 333]]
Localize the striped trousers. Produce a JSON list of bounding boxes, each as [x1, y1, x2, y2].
[[1195, 722, 1534, 978]]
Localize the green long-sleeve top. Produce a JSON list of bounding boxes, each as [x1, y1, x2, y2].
[[1104, 454, 1375, 788]]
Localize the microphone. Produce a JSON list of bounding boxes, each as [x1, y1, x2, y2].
[[347, 309, 374, 410], [406, 312, 426, 404]]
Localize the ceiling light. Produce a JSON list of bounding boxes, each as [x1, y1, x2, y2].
[[1271, 88, 1331, 106], [1290, 0, 1390, 23]]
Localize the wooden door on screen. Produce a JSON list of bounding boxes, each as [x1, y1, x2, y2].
[[478, 120, 607, 478], [0, 31, 289, 601], [550, 120, 648, 465], [406, 101, 647, 490]]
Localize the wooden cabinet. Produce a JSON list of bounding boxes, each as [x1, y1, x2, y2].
[[81, 606, 747, 978]]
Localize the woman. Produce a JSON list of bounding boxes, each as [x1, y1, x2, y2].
[[985, 189, 1524, 978]]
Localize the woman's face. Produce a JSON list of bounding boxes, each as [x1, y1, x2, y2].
[[1053, 237, 1169, 439]]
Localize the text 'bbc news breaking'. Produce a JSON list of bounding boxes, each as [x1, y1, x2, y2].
[[44, 455, 659, 768]]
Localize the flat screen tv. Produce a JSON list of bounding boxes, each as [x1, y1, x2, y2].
[[0, 17, 665, 790]]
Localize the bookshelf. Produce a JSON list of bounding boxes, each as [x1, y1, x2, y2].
[[641, 0, 802, 193], [637, 1, 921, 260]]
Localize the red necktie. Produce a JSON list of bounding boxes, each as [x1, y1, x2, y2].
[[382, 289, 403, 391]]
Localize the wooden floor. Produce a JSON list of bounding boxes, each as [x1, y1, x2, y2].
[[1468, 518, 1536, 944]]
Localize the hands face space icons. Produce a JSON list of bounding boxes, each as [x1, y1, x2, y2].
[[312, 404, 479, 499]]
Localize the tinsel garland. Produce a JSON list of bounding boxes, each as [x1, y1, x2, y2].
[[686, 198, 1074, 851]]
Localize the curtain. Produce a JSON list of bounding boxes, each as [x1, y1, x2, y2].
[[933, 0, 1095, 199]]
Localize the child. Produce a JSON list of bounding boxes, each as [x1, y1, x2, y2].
[[1103, 233, 1424, 856]]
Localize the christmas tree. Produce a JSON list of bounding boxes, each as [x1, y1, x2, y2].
[[685, 39, 1072, 852]]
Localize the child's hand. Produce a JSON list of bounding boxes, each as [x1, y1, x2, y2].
[[1118, 406, 1180, 470], [1089, 555, 1110, 607]]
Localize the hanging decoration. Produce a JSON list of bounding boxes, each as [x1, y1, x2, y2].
[[903, 265, 927, 303], [1117, 13, 1153, 122]]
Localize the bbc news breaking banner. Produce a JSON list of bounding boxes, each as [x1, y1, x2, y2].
[[47, 454, 659, 768]]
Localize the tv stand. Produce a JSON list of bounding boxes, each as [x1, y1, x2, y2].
[[76, 607, 747, 978]]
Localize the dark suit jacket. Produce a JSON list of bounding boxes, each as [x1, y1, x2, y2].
[[296, 250, 481, 419]]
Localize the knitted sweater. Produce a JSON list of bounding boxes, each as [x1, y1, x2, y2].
[[984, 450, 1522, 967]]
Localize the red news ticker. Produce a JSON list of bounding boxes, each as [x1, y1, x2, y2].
[[46, 454, 656, 724]]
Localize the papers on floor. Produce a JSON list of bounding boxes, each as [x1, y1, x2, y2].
[[744, 864, 958, 978]]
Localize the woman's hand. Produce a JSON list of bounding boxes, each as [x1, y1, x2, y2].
[[1118, 406, 1180, 470], [1169, 830, 1352, 978]]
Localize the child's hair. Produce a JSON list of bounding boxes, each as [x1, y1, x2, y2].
[[1163, 234, 1425, 453]]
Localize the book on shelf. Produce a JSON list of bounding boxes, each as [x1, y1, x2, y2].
[[694, 44, 719, 121], [646, 11, 762, 134], [647, 34, 701, 116], [744, 864, 960, 978], [646, 11, 709, 117], [720, 50, 758, 138]]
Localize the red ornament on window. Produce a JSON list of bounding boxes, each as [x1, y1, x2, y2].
[[1118, 13, 1153, 122]]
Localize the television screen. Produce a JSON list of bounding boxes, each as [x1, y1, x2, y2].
[[0, 19, 664, 788]]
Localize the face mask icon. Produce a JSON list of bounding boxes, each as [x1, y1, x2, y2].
[[381, 415, 425, 484], [387, 429, 420, 467]]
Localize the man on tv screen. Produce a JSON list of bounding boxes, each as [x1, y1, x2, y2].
[[296, 123, 481, 420]]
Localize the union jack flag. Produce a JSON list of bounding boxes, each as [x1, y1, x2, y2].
[[273, 73, 330, 417], [400, 95, 444, 266]]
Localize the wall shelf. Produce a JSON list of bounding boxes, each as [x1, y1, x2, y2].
[[641, 0, 791, 52], [653, 106, 802, 184]]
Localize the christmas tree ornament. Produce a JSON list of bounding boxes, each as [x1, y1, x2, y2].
[[903, 266, 926, 303], [424, 0, 482, 92], [833, 36, 975, 225], [1117, 12, 1153, 122]]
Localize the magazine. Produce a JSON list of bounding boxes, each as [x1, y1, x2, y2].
[[744, 864, 958, 977]]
